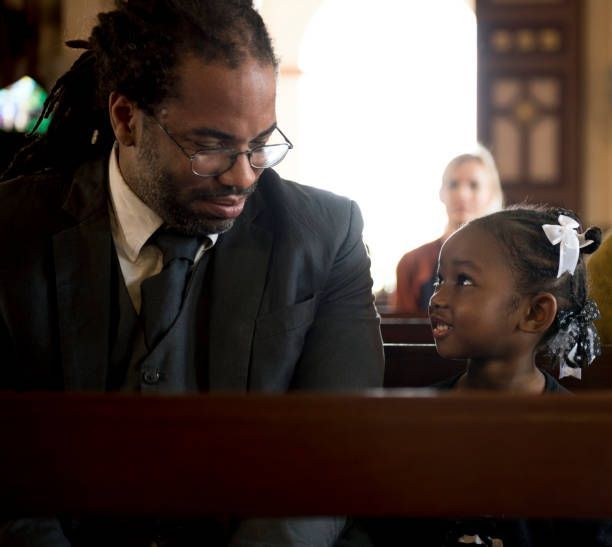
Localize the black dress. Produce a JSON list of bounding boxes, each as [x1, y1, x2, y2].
[[433, 367, 568, 393]]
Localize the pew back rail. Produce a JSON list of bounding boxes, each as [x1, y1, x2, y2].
[[3, 392, 612, 518], [384, 343, 612, 390]]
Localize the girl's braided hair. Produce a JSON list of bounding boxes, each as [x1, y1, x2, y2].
[[2, 0, 276, 180], [471, 204, 603, 375]]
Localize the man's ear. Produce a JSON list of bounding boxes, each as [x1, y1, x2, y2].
[[109, 92, 138, 146], [519, 292, 557, 334]]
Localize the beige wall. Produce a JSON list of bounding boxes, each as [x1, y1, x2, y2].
[[259, 0, 322, 70], [261, 0, 611, 229], [57, 0, 113, 74]]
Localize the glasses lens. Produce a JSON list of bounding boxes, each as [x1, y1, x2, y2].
[[191, 151, 232, 177], [190, 141, 291, 176], [250, 144, 290, 169]]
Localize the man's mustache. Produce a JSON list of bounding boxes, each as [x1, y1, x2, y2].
[[189, 183, 257, 200]]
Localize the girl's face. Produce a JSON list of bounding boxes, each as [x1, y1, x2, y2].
[[440, 159, 493, 228], [429, 224, 527, 361]]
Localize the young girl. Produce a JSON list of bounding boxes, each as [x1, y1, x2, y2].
[[429, 205, 602, 393], [367, 206, 605, 547], [424, 205, 604, 547]]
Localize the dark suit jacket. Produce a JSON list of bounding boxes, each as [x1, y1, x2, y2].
[[0, 158, 384, 392], [0, 158, 383, 545]]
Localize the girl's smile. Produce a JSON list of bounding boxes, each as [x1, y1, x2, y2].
[[429, 315, 453, 339]]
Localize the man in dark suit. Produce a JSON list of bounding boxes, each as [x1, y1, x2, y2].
[[0, 1, 383, 545]]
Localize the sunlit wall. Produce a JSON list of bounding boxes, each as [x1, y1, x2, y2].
[[264, 0, 477, 292]]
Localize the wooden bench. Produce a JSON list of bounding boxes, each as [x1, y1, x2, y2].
[[3, 391, 612, 518], [384, 343, 612, 390], [380, 316, 433, 343]]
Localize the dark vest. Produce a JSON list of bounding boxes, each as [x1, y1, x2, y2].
[[108, 251, 212, 393]]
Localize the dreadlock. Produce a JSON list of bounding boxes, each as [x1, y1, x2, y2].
[[2, 0, 276, 180]]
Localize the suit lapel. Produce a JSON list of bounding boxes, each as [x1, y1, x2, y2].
[[54, 159, 112, 391], [208, 191, 272, 390], [53, 160, 274, 391]]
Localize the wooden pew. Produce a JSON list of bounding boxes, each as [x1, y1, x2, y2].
[[384, 343, 612, 390], [384, 343, 464, 387], [3, 391, 612, 518], [380, 316, 433, 343]]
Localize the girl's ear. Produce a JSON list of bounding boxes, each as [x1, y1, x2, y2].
[[519, 292, 557, 334]]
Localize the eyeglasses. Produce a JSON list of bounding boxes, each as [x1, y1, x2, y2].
[[151, 116, 293, 177]]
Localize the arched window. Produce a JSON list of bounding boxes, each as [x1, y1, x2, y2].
[[267, 0, 477, 292]]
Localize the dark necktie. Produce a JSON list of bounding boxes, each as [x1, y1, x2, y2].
[[140, 230, 202, 349]]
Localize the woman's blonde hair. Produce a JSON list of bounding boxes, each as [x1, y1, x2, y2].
[[440, 143, 504, 214]]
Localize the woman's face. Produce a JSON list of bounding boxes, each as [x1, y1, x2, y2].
[[440, 159, 493, 228]]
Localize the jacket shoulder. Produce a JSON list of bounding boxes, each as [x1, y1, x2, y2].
[[0, 169, 71, 245], [0, 169, 69, 213], [256, 170, 357, 237]]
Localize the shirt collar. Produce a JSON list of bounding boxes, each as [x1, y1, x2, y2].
[[108, 144, 163, 262]]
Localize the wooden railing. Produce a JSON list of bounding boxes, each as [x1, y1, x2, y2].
[[3, 391, 612, 518], [384, 343, 612, 390], [380, 316, 433, 343]]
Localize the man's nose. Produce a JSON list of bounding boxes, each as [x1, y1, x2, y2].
[[217, 152, 258, 191]]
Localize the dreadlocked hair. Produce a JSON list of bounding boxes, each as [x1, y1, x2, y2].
[[2, 0, 276, 180], [470, 205, 603, 367]]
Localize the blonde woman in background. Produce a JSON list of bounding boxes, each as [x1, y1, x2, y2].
[[392, 145, 503, 315]]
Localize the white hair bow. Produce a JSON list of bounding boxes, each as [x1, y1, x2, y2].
[[542, 215, 592, 278], [559, 344, 582, 379]]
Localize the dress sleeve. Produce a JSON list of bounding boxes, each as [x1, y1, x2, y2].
[[392, 241, 439, 316]]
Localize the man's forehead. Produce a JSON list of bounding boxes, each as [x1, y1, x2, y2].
[[159, 55, 277, 137], [174, 54, 276, 95]]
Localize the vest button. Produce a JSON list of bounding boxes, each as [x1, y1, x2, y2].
[[142, 369, 161, 385]]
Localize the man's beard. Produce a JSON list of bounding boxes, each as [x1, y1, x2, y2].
[[130, 133, 256, 236], [147, 177, 257, 236]]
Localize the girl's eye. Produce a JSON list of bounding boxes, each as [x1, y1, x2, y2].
[[457, 273, 474, 287]]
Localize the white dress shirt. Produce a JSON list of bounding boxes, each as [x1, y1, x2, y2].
[[107, 145, 217, 313]]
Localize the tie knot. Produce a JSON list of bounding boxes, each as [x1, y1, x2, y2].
[[151, 230, 202, 265]]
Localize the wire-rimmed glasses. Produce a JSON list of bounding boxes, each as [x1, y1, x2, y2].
[[151, 116, 293, 177]]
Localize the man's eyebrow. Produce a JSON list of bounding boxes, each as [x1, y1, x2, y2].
[[253, 123, 278, 139], [189, 123, 277, 142]]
